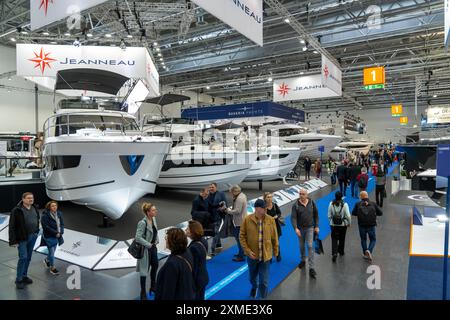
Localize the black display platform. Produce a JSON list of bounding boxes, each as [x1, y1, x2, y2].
[[0, 180, 50, 212]]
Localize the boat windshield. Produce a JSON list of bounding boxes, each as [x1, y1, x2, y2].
[[51, 114, 139, 136], [278, 127, 309, 137]]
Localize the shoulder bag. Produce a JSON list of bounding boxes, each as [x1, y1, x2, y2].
[[128, 220, 148, 259]]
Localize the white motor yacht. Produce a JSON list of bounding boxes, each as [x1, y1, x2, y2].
[[42, 109, 171, 219], [157, 143, 257, 191], [262, 123, 342, 160], [339, 140, 374, 156], [245, 146, 301, 181]]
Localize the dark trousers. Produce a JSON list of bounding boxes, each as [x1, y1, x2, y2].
[[140, 245, 159, 294], [247, 258, 270, 299], [358, 226, 377, 254], [305, 169, 311, 180], [195, 287, 206, 300], [330, 226, 347, 256], [376, 186, 385, 207], [331, 173, 337, 185], [339, 179, 347, 195], [232, 226, 244, 258], [350, 180, 358, 197], [16, 232, 38, 283]]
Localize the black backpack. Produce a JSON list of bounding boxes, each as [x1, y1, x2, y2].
[[358, 174, 368, 188], [332, 204, 344, 225], [357, 201, 377, 226]]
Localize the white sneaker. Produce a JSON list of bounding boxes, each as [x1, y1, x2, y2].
[[367, 250, 373, 261], [363, 251, 370, 260]]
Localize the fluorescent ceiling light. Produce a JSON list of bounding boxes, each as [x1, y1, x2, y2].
[[42, 31, 49, 36], [284, 18, 290, 23], [64, 32, 71, 36], [127, 34, 133, 39], [10, 37, 16, 42], [105, 34, 112, 38], [299, 39, 305, 44], [302, 46, 307, 51], [433, 94, 438, 98], [153, 42, 158, 46], [313, 50, 319, 54], [21, 30, 28, 35], [86, 33, 93, 37], [50, 41, 57, 44]]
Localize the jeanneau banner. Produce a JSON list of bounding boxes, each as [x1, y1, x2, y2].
[[31, 0, 109, 31], [16, 44, 159, 96], [192, 0, 263, 46]]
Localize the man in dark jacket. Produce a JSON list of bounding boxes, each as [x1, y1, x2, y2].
[[352, 191, 383, 262], [349, 162, 362, 198], [291, 189, 319, 279], [336, 161, 349, 196], [304, 157, 312, 180], [207, 183, 227, 255], [9, 192, 40, 289], [191, 188, 210, 230]]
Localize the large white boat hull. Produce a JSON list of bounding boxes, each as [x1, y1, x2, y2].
[[43, 136, 171, 219], [157, 149, 257, 191], [245, 147, 301, 181]]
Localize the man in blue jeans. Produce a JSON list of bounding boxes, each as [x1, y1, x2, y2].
[[240, 199, 279, 299], [352, 191, 383, 261], [8, 192, 40, 289], [208, 183, 227, 255]]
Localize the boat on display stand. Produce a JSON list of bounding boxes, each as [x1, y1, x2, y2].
[[338, 139, 374, 156], [42, 69, 172, 219]]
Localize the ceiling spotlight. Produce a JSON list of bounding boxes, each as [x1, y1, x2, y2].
[[206, 86, 211, 90], [433, 94, 438, 98], [268, 77, 273, 82], [21, 30, 28, 35], [50, 41, 57, 44], [313, 50, 319, 54], [161, 62, 165, 65], [86, 33, 93, 38], [302, 46, 307, 52], [64, 32, 71, 36], [10, 37, 16, 42], [300, 71, 304, 75], [156, 47, 161, 52], [153, 41, 158, 46], [159, 57, 163, 61], [42, 31, 50, 36], [105, 33, 112, 38], [299, 39, 305, 44], [284, 18, 290, 23], [8, 77, 12, 81], [157, 53, 162, 57], [127, 34, 133, 39], [164, 66, 168, 70]]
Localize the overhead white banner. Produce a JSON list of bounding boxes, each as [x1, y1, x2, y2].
[[446, 0, 450, 49], [16, 44, 159, 96], [192, 0, 263, 46], [427, 106, 450, 124], [321, 55, 342, 96], [273, 74, 340, 102], [31, 0, 109, 31]]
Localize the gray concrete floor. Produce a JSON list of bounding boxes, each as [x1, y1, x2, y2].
[[0, 174, 410, 300]]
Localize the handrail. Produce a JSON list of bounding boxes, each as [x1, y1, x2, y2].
[[43, 110, 140, 139]]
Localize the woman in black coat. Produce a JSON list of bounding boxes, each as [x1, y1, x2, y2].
[[40, 201, 64, 275], [155, 228, 195, 300], [263, 192, 283, 262], [186, 220, 209, 300]]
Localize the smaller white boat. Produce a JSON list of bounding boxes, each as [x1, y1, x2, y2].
[[245, 146, 301, 181], [339, 140, 374, 156]]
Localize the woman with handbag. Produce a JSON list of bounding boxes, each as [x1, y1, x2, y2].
[[155, 228, 195, 300], [186, 220, 209, 300], [327, 191, 351, 262], [135, 202, 159, 300], [375, 169, 387, 208], [264, 192, 283, 262], [41, 201, 64, 275]]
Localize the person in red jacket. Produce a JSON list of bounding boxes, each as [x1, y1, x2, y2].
[[357, 168, 369, 192]]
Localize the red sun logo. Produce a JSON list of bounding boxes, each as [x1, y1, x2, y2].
[[39, 0, 54, 15], [323, 65, 329, 78], [29, 47, 57, 75], [277, 82, 290, 97]]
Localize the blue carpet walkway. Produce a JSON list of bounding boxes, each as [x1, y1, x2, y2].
[[205, 164, 398, 300]]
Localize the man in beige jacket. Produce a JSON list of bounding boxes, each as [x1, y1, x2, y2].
[[240, 199, 279, 299], [226, 185, 248, 262]]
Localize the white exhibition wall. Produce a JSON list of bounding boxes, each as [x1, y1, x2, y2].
[[0, 45, 58, 134]]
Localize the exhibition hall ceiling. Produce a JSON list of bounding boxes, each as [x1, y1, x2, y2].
[[0, 0, 448, 112]]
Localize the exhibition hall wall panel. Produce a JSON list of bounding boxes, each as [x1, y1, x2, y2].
[[0, 45, 59, 134]]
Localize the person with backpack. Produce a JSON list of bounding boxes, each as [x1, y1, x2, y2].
[[375, 169, 387, 208], [336, 160, 349, 196], [352, 191, 383, 262], [327, 192, 351, 262], [357, 167, 369, 192], [291, 189, 320, 279], [348, 162, 361, 198], [327, 158, 337, 185]]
